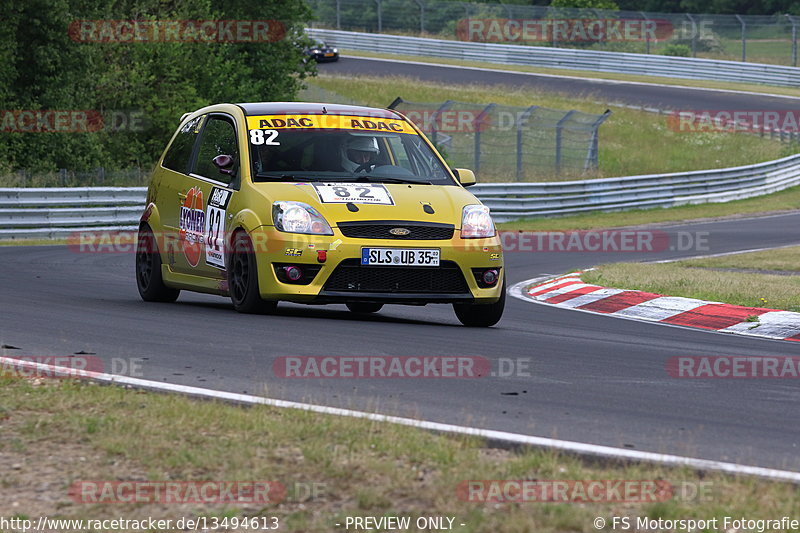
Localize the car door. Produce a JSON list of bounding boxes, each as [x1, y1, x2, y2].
[[156, 114, 205, 271], [173, 112, 241, 279]]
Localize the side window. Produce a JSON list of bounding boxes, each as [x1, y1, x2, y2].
[[193, 115, 239, 183], [162, 116, 202, 173], [386, 136, 413, 171]]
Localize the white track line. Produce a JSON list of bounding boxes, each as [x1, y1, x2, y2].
[[646, 242, 800, 264], [4, 355, 800, 483]]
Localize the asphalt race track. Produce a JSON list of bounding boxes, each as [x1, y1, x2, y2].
[[2, 213, 800, 470], [320, 56, 800, 111]]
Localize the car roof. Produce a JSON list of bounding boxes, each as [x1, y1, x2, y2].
[[237, 102, 400, 119]]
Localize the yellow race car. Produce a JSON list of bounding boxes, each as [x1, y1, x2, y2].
[[136, 102, 504, 326]]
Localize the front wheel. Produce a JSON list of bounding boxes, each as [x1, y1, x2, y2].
[[136, 226, 180, 303], [228, 232, 277, 314], [453, 279, 505, 327], [346, 302, 383, 314]]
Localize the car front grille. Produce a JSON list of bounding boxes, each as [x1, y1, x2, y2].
[[322, 259, 469, 294], [338, 221, 454, 240]]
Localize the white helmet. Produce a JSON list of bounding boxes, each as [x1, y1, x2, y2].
[[341, 136, 379, 172]]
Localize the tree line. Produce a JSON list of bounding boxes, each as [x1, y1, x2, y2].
[[462, 0, 800, 15], [0, 0, 315, 172]]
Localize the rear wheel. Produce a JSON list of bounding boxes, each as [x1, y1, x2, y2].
[[228, 232, 277, 314], [136, 226, 180, 302], [346, 302, 384, 314], [453, 278, 505, 327]]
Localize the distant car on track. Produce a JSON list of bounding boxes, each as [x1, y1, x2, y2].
[[304, 39, 339, 62], [135, 102, 505, 326]]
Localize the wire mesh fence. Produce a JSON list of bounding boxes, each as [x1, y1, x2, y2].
[[307, 0, 800, 66], [390, 98, 611, 180]]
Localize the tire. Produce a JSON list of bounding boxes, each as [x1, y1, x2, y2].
[[136, 226, 180, 303], [228, 231, 277, 314], [453, 278, 505, 327], [346, 302, 384, 314]]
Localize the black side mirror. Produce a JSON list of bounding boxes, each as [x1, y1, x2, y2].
[[213, 154, 235, 176]]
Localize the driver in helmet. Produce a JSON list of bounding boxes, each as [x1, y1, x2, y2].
[[341, 135, 379, 173]]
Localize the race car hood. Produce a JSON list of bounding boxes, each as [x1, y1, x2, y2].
[[251, 182, 481, 228]]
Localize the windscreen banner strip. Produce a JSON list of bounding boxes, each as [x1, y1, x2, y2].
[[245, 114, 416, 134]]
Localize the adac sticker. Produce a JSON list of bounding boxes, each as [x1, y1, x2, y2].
[[179, 186, 205, 267], [245, 114, 416, 134]]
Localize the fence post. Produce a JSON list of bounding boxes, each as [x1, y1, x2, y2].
[[788, 15, 798, 67], [735, 14, 746, 62], [515, 106, 538, 181], [640, 12, 650, 54], [473, 103, 495, 174], [555, 110, 576, 177], [584, 110, 612, 173], [336, 0, 341, 29], [593, 9, 605, 49], [500, 2, 512, 19], [413, 0, 425, 34], [374, 0, 382, 32], [430, 100, 454, 147], [60, 168, 67, 186], [686, 14, 697, 57]]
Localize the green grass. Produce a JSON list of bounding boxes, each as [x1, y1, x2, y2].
[[310, 74, 791, 182], [2, 376, 800, 531], [582, 249, 800, 311], [341, 49, 800, 98], [0, 238, 67, 246]]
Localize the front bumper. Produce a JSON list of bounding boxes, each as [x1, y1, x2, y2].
[[250, 226, 504, 305]]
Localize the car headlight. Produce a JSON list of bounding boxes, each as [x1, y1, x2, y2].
[[273, 201, 333, 235], [460, 205, 495, 238], [311, 49, 319, 54], [332, 48, 338, 53]]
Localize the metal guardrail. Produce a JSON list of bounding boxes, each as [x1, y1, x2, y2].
[[472, 153, 800, 222], [0, 187, 146, 239], [309, 0, 800, 67], [1, 155, 799, 235], [307, 29, 800, 87]]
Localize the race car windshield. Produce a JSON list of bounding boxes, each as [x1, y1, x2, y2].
[[248, 125, 454, 185]]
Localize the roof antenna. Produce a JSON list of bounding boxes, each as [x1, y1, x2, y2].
[[322, 106, 327, 114]]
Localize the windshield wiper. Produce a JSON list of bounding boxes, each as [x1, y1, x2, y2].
[[255, 173, 321, 182], [350, 175, 431, 185]]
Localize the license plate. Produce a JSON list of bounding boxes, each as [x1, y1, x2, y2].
[[324, 53, 334, 57], [361, 248, 440, 267]]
